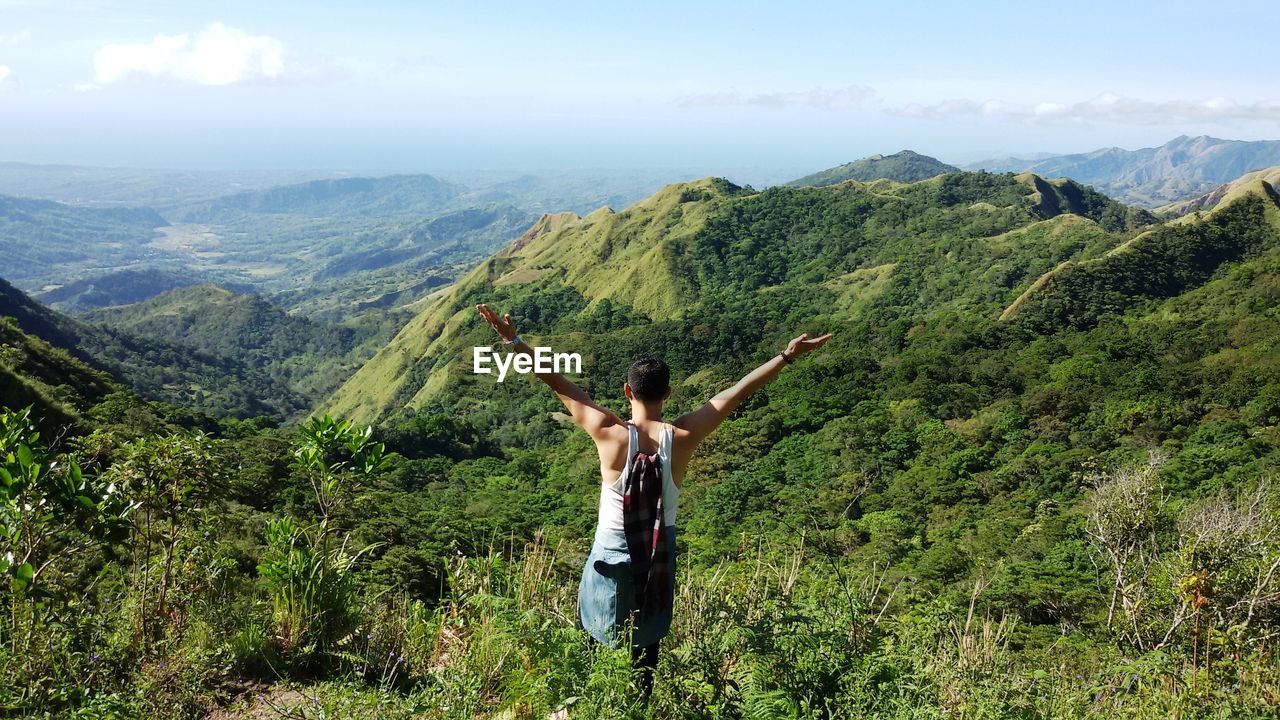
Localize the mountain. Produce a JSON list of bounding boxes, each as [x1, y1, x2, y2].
[[324, 171, 1155, 424], [0, 194, 167, 291], [36, 268, 210, 314], [0, 277, 306, 418], [14, 165, 1280, 718], [0, 182, 535, 319], [966, 135, 1280, 207], [0, 168, 676, 321], [786, 151, 959, 187], [0, 314, 116, 430], [315, 166, 1279, 648], [208, 203, 538, 319], [963, 152, 1058, 171], [177, 174, 465, 220], [1156, 166, 1280, 217], [1001, 176, 1280, 326], [450, 171, 690, 216], [0, 162, 345, 211], [87, 284, 373, 401]]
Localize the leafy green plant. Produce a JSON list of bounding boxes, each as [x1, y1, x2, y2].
[[0, 406, 129, 712], [0, 406, 125, 599], [258, 415, 386, 669], [293, 414, 386, 536], [106, 432, 221, 651], [259, 515, 365, 662]]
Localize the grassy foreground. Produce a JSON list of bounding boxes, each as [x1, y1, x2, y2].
[[2, 413, 1277, 720]]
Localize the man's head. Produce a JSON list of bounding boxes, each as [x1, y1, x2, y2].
[[625, 356, 671, 404]]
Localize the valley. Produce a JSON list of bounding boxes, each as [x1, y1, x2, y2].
[[2, 148, 1279, 718]]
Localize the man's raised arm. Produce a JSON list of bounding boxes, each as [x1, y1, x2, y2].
[[476, 303, 622, 438], [675, 332, 832, 444]]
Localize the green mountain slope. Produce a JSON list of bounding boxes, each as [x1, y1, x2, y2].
[[1002, 179, 1280, 327], [314, 168, 1280, 614], [786, 150, 959, 187], [87, 284, 373, 401], [322, 178, 746, 421], [36, 268, 207, 314], [317, 169, 1280, 597], [0, 315, 116, 429], [0, 277, 305, 418], [14, 166, 1280, 717], [1157, 166, 1280, 217], [325, 171, 1153, 424]]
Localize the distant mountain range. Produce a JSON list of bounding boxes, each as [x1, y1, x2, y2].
[[0, 162, 344, 211], [177, 174, 465, 221], [967, 135, 1280, 207], [0, 194, 167, 289], [787, 151, 959, 187], [0, 164, 680, 321]]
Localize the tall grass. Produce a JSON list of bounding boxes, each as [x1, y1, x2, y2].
[[4, 412, 1278, 718]]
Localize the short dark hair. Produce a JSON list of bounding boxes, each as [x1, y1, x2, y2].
[[627, 356, 670, 402]]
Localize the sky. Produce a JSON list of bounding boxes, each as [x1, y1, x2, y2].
[[1, 0, 1278, 180]]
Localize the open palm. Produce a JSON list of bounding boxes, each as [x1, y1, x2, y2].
[[786, 332, 833, 358], [476, 303, 517, 341]]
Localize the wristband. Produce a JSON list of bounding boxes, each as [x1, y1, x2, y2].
[[503, 334, 522, 345], [780, 351, 794, 364]]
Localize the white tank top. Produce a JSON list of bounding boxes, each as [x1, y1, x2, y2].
[[597, 423, 680, 531]]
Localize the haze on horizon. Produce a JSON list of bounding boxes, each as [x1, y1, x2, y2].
[[2, 0, 1278, 180]]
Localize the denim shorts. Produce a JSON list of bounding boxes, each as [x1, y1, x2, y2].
[[577, 523, 677, 649]]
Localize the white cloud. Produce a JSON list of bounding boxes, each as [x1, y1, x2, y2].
[[677, 85, 874, 110], [889, 92, 1280, 126], [94, 22, 284, 86], [0, 28, 31, 45], [0, 64, 14, 88]]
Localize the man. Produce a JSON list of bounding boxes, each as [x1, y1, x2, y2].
[[476, 303, 832, 697]]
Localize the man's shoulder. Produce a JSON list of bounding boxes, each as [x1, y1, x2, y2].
[[666, 422, 695, 441], [591, 420, 630, 448]]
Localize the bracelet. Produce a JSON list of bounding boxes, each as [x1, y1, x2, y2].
[[779, 351, 793, 364], [503, 334, 522, 345]]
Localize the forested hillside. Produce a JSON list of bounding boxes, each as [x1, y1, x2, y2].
[[88, 283, 379, 402], [0, 278, 308, 417], [326, 171, 1153, 423], [0, 194, 166, 288], [786, 150, 959, 187], [0, 315, 115, 429], [37, 268, 206, 314], [3, 170, 1279, 718]]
